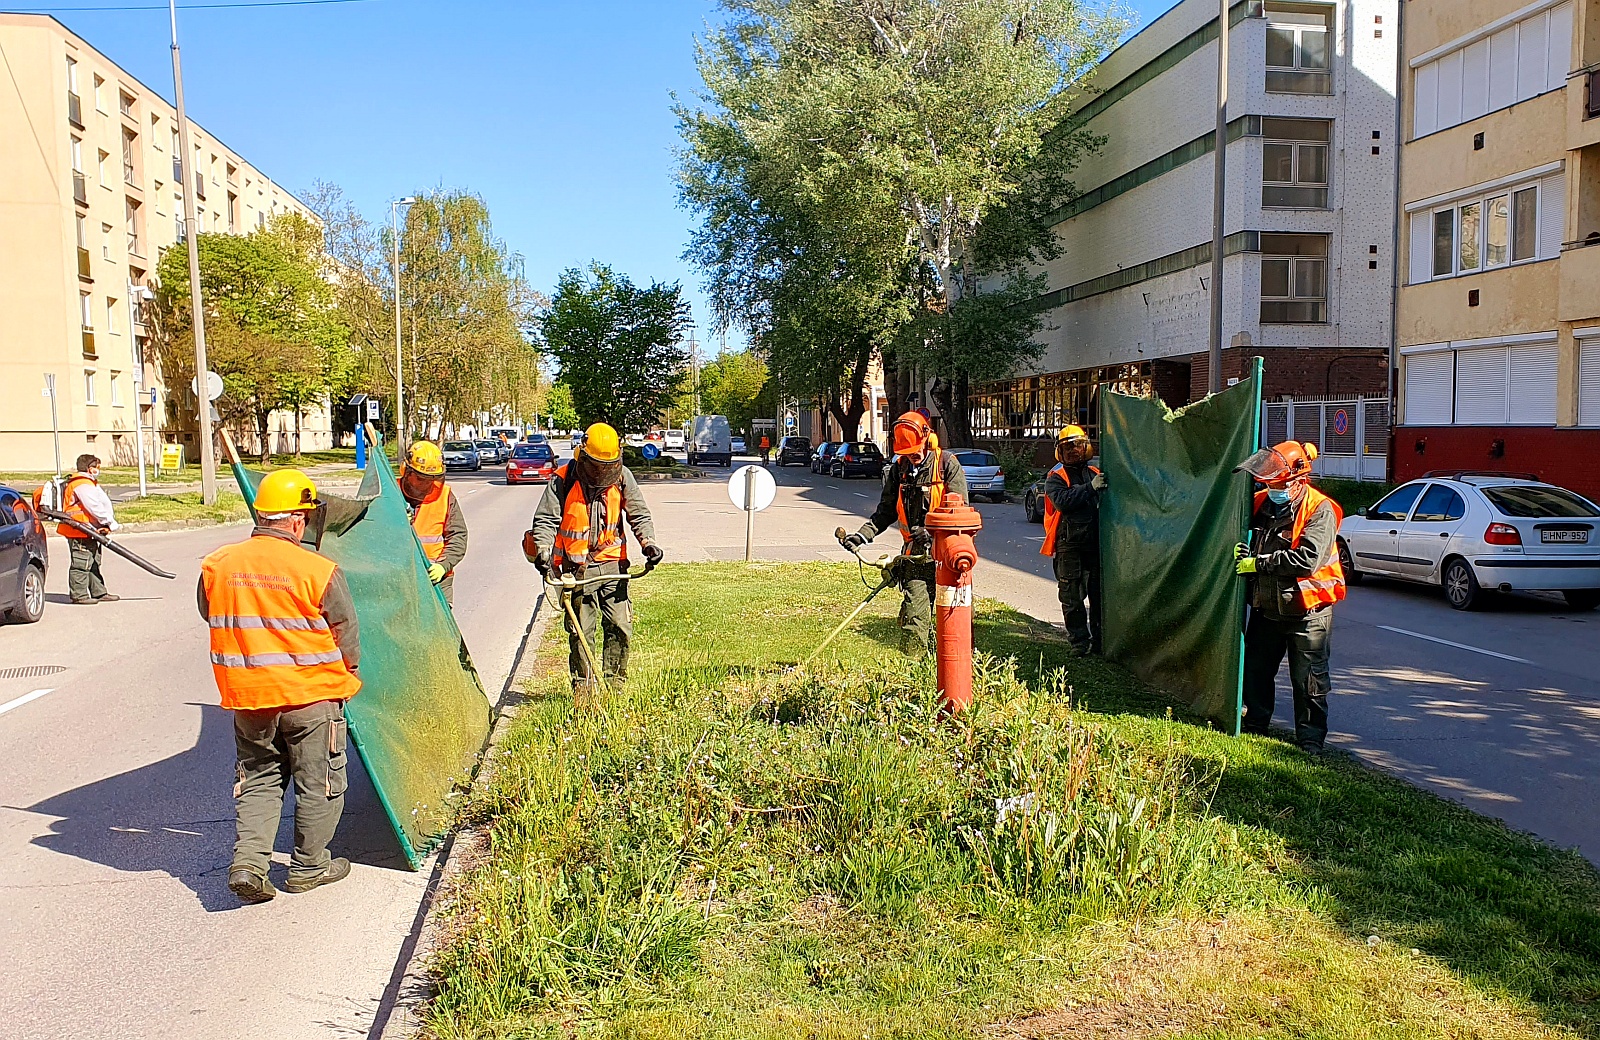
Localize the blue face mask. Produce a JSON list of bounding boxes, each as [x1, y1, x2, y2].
[[1266, 488, 1292, 505]]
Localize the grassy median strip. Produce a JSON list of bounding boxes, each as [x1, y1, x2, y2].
[[425, 563, 1600, 1039], [114, 491, 251, 526]]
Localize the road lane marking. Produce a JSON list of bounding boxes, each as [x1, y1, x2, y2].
[[1376, 625, 1532, 664], [0, 688, 56, 717], [853, 493, 870, 498]]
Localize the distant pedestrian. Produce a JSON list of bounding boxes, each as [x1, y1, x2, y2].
[[58, 454, 120, 604], [1234, 441, 1346, 752], [199, 469, 361, 904], [759, 435, 772, 465]]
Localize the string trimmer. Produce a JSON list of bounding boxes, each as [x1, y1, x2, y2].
[[540, 558, 660, 701], [798, 529, 931, 668]]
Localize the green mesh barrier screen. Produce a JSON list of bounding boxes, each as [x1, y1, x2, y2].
[[1098, 361, 1262, 734], [231, 445, 492, 869]]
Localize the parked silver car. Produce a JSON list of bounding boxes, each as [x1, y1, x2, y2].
[[1336, 473, 1600, 610], [952, 449, 1006, 502]]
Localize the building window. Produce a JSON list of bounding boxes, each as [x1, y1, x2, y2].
[[84, 370, 97, 405], [66, 56, 82, 127], [106, 296, 118, 335], [80, 291, 93, 329], [175, 210, 186, 242], [100, 221, 112, 260], [97, 149, 110, 187], [1419, 176, 1554, 281], [1266, 3, 1333, 95], [1260, 233, 1329, 323], [1402, 336, 1559, 426], [119, 89, 134, 116], [1412, 2, 1572, 139], [151, 112, 161, 148], [122, 127, 138, 185], [93, 73, 105, 113], [1262, 118, 1330, 207], [126, 198, 142, 257], [110, 371, 123, 407], [1579, 333, 1600, 425]]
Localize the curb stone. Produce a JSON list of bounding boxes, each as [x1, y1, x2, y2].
[[371, 594, 554, 1040]]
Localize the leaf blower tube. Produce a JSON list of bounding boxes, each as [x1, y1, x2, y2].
[[37, 508, 177, 579], [925, 492, 982, 715]]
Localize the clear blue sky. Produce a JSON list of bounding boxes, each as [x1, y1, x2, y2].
[[23, 0, 1179, 350]]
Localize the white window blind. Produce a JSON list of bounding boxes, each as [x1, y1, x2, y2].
[[1409, 212, 1432, 284], [1579, 336, 1600, 425], [1412, 2, 1571, 138], [1540, 172, 1566, 258], [1456, 346, 1511, 423], [1405, 352, 1455, 425], [1508, 339, 1559, 423]]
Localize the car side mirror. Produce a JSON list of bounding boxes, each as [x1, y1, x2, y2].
[[1360, 505, 1375, 519]]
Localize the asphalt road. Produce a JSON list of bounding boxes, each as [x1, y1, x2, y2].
[[0, 466, 540, 1040], [761, 461, 1600, 866]]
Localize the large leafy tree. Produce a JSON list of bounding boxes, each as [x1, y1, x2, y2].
[[540, 264, 690, 432], [698, 350, 770, 435], [681, 0, 1122, 445]]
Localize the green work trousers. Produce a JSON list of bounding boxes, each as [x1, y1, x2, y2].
[[564, 575, 633, 683], [897, 560, 936, 658], [436, 573, 455, 607], [67, 539, 107, 601], [1242, 607, 1332, 749], [1053, 539, 1101, 654], [232, 698, 348, 883]]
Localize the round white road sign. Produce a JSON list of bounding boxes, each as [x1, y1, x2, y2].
[[191, 370, 224, 401], [728, 464, 777, 512]]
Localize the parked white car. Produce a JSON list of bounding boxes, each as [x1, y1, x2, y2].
[[1336, 473, 1600, 611], [663, 429, 686, 451], [952, 449, 1007, 503]]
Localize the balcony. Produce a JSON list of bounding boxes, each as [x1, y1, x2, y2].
[[77, 247, 92, 281], [67, 91, 82, 128], [1561, 237, 1600, 322], [81, 329, 96, 359], [73, 171, 87, 206]]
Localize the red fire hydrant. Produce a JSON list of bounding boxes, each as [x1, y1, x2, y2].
[[924, 491, 982, 715]]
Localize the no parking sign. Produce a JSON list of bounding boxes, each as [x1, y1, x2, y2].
[[1332, 409, 1350, 437]]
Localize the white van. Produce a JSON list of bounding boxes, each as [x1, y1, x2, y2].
[[688, 415, 733, 467]]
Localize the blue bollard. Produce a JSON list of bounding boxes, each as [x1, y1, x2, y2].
[[356, 425, 367, 470]]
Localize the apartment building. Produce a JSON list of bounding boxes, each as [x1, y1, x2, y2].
[[972, 0, 1398, 452], [0, 14, 322, 472], [1394, 0, 1600, 499]]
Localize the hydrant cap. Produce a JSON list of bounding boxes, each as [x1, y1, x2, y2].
[[924, 492, 983, 534]]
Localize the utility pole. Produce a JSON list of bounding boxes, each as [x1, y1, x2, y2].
[[689, 328, 701, 415], [1207, 0, 1230, 395], [392, 197, 416, 447], [170, 0, 215, 503]]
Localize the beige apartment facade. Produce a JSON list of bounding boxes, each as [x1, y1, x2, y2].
[[1396, 0, 1600, 500], [0, 14, 326, 473]]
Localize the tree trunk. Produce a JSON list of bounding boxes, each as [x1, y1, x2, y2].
[[882, 345, 904, 418], [293, 400, 303, 459], [930, 374, 975, 449], [256, 407, 272, 465]]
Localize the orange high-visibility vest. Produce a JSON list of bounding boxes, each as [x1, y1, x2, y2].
[[200, 534, 361, 711], [411, 483, 453, 575], [895, 448, 945, 544], [1040, 463, 1100, 556], [551, 463, 626, 569], [1252, 486, 1347, 610], [58, 476, 98, 539]]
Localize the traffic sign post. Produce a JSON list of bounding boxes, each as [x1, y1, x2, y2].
[[728, 464, 777, 562]]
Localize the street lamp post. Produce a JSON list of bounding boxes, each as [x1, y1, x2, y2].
[[1207, 0, 1230, 395], [128, 283, 155, 497], [169, 0, 216, 503], [392, 196, 417, 448]]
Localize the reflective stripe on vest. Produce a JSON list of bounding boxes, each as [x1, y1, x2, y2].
[[1041, 463, 1099, 556], [411, 484, 452, 572], [551, 463, 625, 568], [59, 476, 97, 539], [896, 449, 945, 543], [1252, 486, 1347, 610], [200, 533, 360, 711]]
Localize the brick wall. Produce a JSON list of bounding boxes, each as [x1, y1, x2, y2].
[[1393, 426, 1600, 503], [1186, 347, 1390, 404]]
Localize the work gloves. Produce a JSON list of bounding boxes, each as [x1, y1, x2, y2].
[[1233, 542, 1258, 575], [839, 531, 867, 552], [642, 543, 665, 568], [428, 562, 447, 584], [1090, 473, 1107, 492]]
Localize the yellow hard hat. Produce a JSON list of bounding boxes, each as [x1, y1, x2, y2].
[[1058, 424, 1088, 443], [406, 441, 446, 477], [255, 469, 320, 514], [581, 422, 622, 463]]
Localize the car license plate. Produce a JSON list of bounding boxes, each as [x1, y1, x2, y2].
[[1541, 529, 1590, 543]]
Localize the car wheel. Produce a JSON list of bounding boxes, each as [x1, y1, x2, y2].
[[1562, 589, 1600, 611], [7, 563, 45, 624], [1337, 539, 1363, 586], [1442, 557, 1485, 611]]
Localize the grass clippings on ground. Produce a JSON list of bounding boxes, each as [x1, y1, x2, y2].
[[422, 562, 1600, 1040]]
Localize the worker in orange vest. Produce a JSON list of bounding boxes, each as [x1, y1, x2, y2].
[[759, 434, 771, 465], [198, 469, 361, 904], [528, 423, 662, 695], [837, 411, 967, 656], [1234, 440, 1346, 752], [400, 441, 469, 606], [55, 453, 122, 604], [1040, 425, 1107, 654]]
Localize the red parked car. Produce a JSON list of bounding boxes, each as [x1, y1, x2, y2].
[[505, 442, 557, 485]]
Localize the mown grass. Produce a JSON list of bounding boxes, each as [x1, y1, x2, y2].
[[424, 563, 1600, 1039], [114, 491, 250, 525]]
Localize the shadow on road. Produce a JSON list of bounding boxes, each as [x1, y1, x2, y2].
[[24, 702, 407, 911]]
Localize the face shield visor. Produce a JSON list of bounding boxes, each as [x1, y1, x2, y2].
[[1055, 436, 1093, 466], [301, 501, 329, 550], [576, 452, 623, 489], [1235, 446, 1294, 487], [399, 466, 444, 503]]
